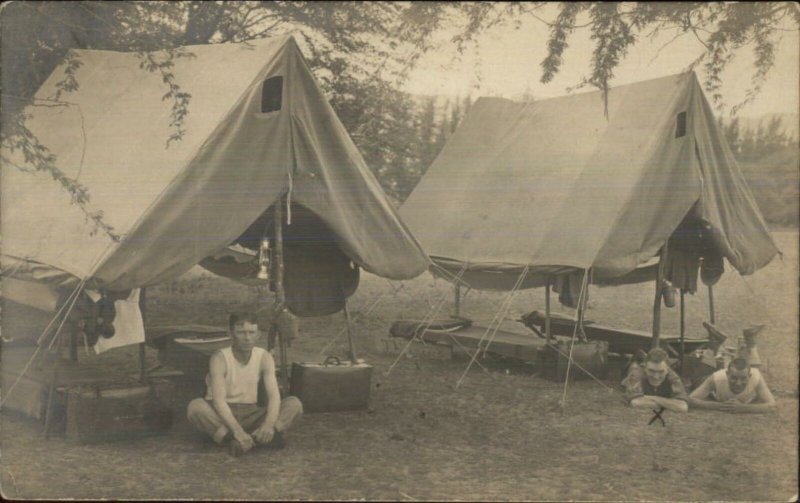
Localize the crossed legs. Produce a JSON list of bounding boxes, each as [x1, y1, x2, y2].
[[187, 396, 303, 445]]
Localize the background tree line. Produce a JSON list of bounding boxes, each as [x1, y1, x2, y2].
[[719, 115, 799, 227]]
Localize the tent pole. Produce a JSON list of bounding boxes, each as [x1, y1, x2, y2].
[[651, 247, 667, 349], [576, 271, 588, 341], [343, 300, 357, 362], [545, 279, 552, 344], [273, 197, 290, 393], [43, 331, 64, 438], [454, 283, 461, 317], [679, 289, 686, 375], [707, 284, 715, 324]]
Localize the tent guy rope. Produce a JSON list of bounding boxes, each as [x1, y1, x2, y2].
[[455, 265, 530, 389], [385, 263, 469, 377]]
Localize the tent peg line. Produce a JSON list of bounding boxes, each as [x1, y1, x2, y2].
[[559, 268, 590, 417], [1, 274, 91, 409], [317, 282, 404, 357], [455, 265, 529, 389], [385, 263, 468, 377]]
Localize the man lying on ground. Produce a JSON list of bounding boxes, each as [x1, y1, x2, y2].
[[622, 347, 688, 412], [688, 358, 776, 413], [187, 311, 303, 455]]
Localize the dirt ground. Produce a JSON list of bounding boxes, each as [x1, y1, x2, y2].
[[1, 231, 797, 501]]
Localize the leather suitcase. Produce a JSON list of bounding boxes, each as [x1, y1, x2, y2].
[[64, 378, 175, 444], [289, 356, 372, 413], [538, 340, 609, 382]]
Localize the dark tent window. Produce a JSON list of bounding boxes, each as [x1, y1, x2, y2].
[[261, 76, 283, 113], [675, 111, 687, 138]]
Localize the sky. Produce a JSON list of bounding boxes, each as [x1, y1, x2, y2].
[[404, 6, 800, 120]]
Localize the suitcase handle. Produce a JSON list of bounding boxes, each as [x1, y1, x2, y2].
[[323, 356, 342, 366]]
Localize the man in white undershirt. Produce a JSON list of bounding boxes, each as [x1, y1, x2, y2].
[[688, 358, 776, 413], [187, 312, 303, 455]]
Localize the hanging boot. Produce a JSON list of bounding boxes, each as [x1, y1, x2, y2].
[[740, 325, 765, 367], [742, 324, 765, 349], [702, 321, 729, 352]]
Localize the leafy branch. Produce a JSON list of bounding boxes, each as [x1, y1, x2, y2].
[[137, 48, 196, 148], [1, 105, 120, 241]]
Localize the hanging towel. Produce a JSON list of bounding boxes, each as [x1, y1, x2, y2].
[[94, 289, 145, 354]]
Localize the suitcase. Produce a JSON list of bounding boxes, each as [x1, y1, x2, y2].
[[289, 356, 372, 413], [538, 340, 609, 382], [64, 378, 175, 444]]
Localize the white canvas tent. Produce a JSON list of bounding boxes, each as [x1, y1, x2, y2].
[[1, 35, 430, 347], [401, 72, 778, 292]]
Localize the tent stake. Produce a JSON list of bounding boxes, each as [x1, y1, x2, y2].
[[273, 196, 290, 393], [545, 280, 552, 344], [679, 289, 685, 375], [707, 284, 715, 324]]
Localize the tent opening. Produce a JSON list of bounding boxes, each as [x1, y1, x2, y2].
[[213, 201, 359, 317]]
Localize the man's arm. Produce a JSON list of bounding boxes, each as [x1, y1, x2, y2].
[[631, 395, 689, 413], [251, 351, 281, 444], [622, 364, 645, 402], [209, 352, 254, 451], [725, 378, 776, 414], [687, 375, 727, 410]]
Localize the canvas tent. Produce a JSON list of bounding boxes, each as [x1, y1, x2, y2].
[[400, 72, 778, 294], [2, 35, 430, 343]]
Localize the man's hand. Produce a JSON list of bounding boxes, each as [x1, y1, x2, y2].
[[252, 425, 276, 445], [232, 430, 255, 454]]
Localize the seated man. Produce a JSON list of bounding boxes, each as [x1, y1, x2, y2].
[[187, 311, 303, 455], [622, 347, 688, 413], [688, 358, 775, 413]]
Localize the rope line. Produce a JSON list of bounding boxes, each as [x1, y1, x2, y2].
[[317, 282, 405, 357], [385, 263, 468, 376], [1, 234, 118, 407], [560, 269, 591, 416], [1, 276, 89, 408], [455, 265, 529, 389], [546, 341, 618, 393], [482, 266, 532, 356]]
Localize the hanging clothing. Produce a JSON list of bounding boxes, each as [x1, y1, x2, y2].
[[94, 289, 145, 354], [663, 248, 700, 293], [552, 272, 586, 308]]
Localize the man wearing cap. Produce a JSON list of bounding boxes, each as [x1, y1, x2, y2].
[[622, 347, 689, 412], [187, 311, 303, 455], [688, 357, 775, 413]]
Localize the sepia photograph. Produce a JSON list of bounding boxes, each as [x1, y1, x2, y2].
[[1, 2, 798, 501]]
